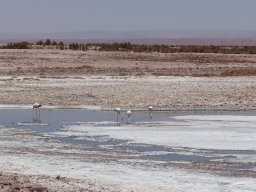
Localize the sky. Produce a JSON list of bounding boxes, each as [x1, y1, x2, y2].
[[0, 0, 256, 33]]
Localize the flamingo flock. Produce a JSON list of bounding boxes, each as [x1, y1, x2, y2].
[[114, 105, 154, 125], [32, 103, 154, 125]]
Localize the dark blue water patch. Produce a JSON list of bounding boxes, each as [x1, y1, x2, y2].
[[123, 145, 248, 162], [208, 149, 256, 155], [120, 144, 253, 163], [142, 153, 233, 162], [168, 146, 256, 156]]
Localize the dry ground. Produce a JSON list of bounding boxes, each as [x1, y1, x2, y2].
[[0, 173, 48, 192], [1, 49, 256, 110], [1, 49, 256, 77], [1, 76, 256, 110]]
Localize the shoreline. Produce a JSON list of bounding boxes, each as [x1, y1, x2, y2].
[[1, 104, 256, 112]]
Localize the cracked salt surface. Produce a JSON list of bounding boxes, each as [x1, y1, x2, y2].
[[0, 109, 256, 191]]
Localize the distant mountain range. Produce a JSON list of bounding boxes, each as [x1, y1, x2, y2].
[[1, 30, 256, 45]]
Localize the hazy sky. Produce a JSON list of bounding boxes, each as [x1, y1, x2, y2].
[[0, 0, 256, 33]]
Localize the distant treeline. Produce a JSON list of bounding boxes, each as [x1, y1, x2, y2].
[[2, 39, 256, 54], [36, 39, 65, 50], [96, 43, 256, 54], [1, 41, 30, 49]]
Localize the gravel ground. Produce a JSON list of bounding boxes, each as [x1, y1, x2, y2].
[[1, 49, 256, 110], [1, 49, 256, 77], [0, 76, 256, 110], [0, 173, 49, 192]]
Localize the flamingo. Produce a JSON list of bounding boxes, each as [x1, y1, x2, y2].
[[126, 110, 132, 124], [33, 103, 42, 120], [148, 106, 153, 120], [33, 103, 42, 109], [114, 108, 121, 124]]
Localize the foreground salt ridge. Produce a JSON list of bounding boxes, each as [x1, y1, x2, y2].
[[0, 127, 255, 192], [0, 153, 255, 192]]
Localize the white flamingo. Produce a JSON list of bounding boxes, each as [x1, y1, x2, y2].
[[33, 103, 42, 109], [114, 108, 121, 123], [126, 110, 132, 124], [148, 106, 153, 120]]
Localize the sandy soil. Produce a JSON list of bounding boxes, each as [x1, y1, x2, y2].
[[0, 173, 49, 192], [1, 49, 256, 77], [1, 49, 256, 110]]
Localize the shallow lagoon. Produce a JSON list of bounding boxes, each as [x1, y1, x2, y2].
[[0, 106, 256, 192], [1, 108, 256, 162]]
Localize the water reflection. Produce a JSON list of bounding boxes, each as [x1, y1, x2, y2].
[[32, 117, 42, 124], [33, 110, 41, 124]]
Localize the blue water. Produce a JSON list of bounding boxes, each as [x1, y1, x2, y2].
[[0, 108, 256, 170], [0, 108, 171, 146]]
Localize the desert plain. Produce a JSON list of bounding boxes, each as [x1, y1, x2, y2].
[[1, 49, 256, 110]]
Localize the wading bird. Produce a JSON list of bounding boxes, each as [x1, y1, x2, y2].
[[114, 108, 121, 124], [33, 103, 42, 109], [127, 110, 132, 124], [148, 106, 153, 120], [33, 103, 42, 120]]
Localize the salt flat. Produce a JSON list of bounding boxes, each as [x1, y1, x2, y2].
[[0, 109, 255, 191], [63, 115, 256, 150]]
